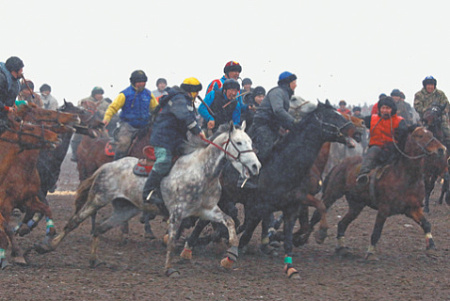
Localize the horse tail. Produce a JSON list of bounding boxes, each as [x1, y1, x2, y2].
[[74, 172, 96, 214]]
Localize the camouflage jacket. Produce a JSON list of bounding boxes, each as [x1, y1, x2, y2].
[[414, 88, 449, 118]]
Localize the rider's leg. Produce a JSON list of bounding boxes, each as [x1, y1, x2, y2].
[[142, 147, 173, 205], [113, 122, 137, 161], [70, 134, 82, 162], [440, 116, 450, 149], [356, 145, 382, 185]]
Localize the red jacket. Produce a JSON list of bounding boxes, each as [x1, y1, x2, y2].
[[337, 108, 352, 115], [369, 114, 404, 147]]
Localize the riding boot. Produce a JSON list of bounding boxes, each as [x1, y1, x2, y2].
[[142, 170, 165, 205], [237, 174, 258, 189], [356, 146, 381, 185]]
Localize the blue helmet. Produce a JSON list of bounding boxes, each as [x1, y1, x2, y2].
[[422, 76, 437, 88], [278, 71, 297, 85]]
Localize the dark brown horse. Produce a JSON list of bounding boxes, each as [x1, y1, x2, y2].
[[0, 113, 61, 268], [421, 104, 450, 212], [310, 126, 445, 260]]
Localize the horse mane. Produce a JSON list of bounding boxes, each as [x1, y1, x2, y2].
[[181, 123, 233, 155]]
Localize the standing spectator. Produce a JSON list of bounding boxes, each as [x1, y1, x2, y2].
[[152, 78, 167, 99], [39, 84, 59, 110], [0, 56, 24, 122]]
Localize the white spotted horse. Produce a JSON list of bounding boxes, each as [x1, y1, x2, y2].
[[35, 122, 261, 277]]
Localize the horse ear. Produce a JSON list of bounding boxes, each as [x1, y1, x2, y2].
[[325, 99, 331, 106], [241, 120, 246, 131], [64, 99, 67, 105]]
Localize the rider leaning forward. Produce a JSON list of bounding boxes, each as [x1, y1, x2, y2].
[[142, 77, 206, 206], [356, 96, 408, 185], [0, 56, 24, 124]]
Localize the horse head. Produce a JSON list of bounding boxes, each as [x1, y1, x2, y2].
[[59, 100, 105, 138], [406, 126, 446, 158], [1, 113, 61, 150], [300, 100, 357, 144], [422, 104, 446, 140], [17, 103, 80, 128], [216, 121, 261, 179]]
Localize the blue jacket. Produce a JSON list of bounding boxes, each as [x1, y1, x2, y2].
[[198, 89, 241, 130], [205, 75, 226, 96], [150, 87, 202, 153], [0, 62, 20, 111], [119, 85, 152, 128]]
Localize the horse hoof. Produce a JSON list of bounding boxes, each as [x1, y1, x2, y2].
[[269, 241, 282, 249], [314, 228, 328, 244], [259, 244, 278, 256], [163, 234, 169, 246], [365, 252, 379, 261], [335, 246, 352, 257], [47, 228, 57, 238], [180, 248, 192, 260], [165, 268, 180, 277], [144, 232, 156, 240], [1, 259, 11, 270], [89, 259, 106, 268], [12, 256, 28, 266], [17, 224, 31, 237], [293, 233, 309, 247], [33, 241, 54, 254], [283, 265, 300, 279], [220, 257, 234, 269]]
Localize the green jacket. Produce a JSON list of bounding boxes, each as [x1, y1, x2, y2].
[[414, 88, 449, 118]]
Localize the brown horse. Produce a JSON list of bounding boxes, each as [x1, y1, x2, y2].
[[0, 106, 79, 267], [311, 126, 445, 260], [0, 113, 61, 268], [421, 104, 450, 212]]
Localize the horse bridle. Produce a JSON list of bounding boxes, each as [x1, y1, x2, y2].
[[0, 120, 53, 150], [314, 112, 353, 139]]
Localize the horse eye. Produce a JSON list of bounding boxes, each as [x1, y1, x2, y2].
[[237, 141, 242, 146]]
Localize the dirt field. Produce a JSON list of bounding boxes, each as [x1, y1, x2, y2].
[[1, 155, 449, 301]]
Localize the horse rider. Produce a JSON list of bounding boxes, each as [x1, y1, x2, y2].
[[241, 86, 266, 130], [414, 76, 450, 147], [198, 78, 242, 134], [142, 77, 206, 206], [205, 61, 242, 96], [70, 86, 111, 162], [103, 70, 158, 161], [39, 84, 59, 110], [390, 89, 414, 126], [0, 56, 24, 128], [337, 100, 351, 115], [18, 80, 43, 108], [242, 71, 298, 188], [356, 96, 408, 185]]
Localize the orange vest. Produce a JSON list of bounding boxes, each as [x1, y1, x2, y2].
[[369, 114, 403, 147]]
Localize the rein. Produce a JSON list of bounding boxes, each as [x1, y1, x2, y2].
[[200, 132, 255, 162], [314, 112, 352, 138], [0, 120, 51, 150]]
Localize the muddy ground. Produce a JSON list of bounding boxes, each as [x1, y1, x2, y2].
[[1, 154, 449, 301]]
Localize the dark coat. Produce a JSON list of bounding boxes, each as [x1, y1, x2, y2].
[[150, 86, 201, 153]]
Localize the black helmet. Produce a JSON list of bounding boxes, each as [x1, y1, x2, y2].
[[422, 76, 437, 88], [91, 86, 104, 96], [156, 78, 167, 86], [5, 56, 24, 72], [20, 80, 34, 91], [40, 84, 51, 92], [130, 70, 148, 85], [352, 106, 361, 113], [390, 89, 402, 97], [222, 79, 240, 91], [377, 96, 397, 116], [253, 86, 266, 97], [242, 78, 252, 86], [223, 61, 242, 74]]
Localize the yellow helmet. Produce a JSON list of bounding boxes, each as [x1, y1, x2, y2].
[[181, 77, 202, 92]]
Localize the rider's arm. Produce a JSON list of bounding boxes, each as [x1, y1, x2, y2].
[[172, 95, 202, 135], [269, 89, 295, 128], [103, 93, 125, 123], [149, 93, 159, 112], [413, 91, 425, 117], [198, 90, 215, 122]]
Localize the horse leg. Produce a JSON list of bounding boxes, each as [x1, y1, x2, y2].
[[0, 214, 11, 269], [143, 212, 156, 239], [6, 224, 27, 266], [335, 201, 365, 256], [202, 205, 238, 270], [438, 172, 450, 205], [259, 212, 278, 255], [365, 212, 387, 261], [90, 204, 140, 267], [181, 220, 210, 260], [165, 215, 182, 277], [24, 196, 56, 237], [423, 176, 436, 213], [406, 208, 436, 252], [293, 206, 310, 247], [303, 194, 328, 244], [238, 209, 262, 254], [282, 208, 301, 279]]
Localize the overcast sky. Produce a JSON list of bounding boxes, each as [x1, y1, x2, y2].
[[2, 0, 449, 107]]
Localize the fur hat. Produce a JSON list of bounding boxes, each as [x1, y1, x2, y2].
[[377, 96, 397, 116]]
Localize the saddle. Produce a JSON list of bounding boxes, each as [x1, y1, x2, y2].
[[368, 165, 390, 204], [132, 146, 156, 177]]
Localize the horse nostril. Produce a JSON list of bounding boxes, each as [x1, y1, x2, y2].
[[438, 148, 445, 156], [252, 164, 258, 172]]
